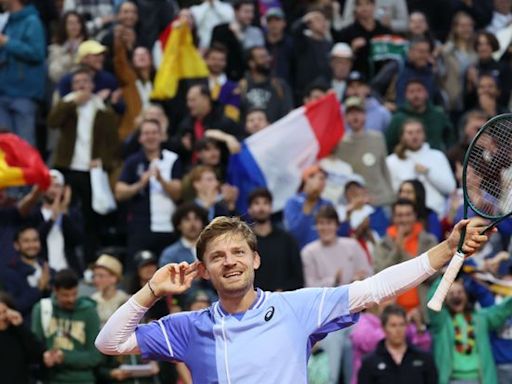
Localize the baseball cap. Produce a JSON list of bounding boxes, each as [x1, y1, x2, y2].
[[93, 254, 123, 280], [345, 96, 365, 112], [265, 7, 285, 20], [76, 40, 106, 63], [134, 250, 157, 269], [347, 71, 367, 85], [350, 204, 375, 229], [49, 169, 65, 186], [330, 43, 353, 59]]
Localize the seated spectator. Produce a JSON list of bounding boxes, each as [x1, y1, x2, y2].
[[398, 179, 443, 241], [351, 304, 431, 384], [337, 0, 392, 78], [284, 165, 332, 249], [428, 277, 512, 384], [63, 0, 115, 37], [91, 254, 129, 327], [3, 226, 51, 321], [373, 37, 439, 111], [174, 84, 242, 167], [264, 8, 293, 85], [344, 71, 391, 133], [31, 269, 102, 384], [386, 119, 456, 216], [0, 292, 45, 384], [291, 8, 332, 103], [210, 0, 264, 81], [205, 45, 240, 122], [190, 0, 234, 50], [328, 43, 354, 101], [385, 78, 455, 153], [248, 188, 304, 291], [245, 107, 270, 135], [358, 304, 436, 384], [487, 0, 512, 34], [239, 46, 293, 123], [0, 0, 46, 146], [187, 165, 238, 220], [335, 96, 395, 207], [48, 11, 88, 85], [32, 169, 85, 276], [342, 0, 409, 33], [48, 68, 119, 264], [374, 199, 437, 313], [115, 118, 182, 268]]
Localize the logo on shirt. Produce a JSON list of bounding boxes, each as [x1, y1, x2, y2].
[[264, 306, 275, 321]]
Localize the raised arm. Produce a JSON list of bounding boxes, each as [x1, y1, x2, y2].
[[95, 262, 198, 355], [348, 218, 491, 312]]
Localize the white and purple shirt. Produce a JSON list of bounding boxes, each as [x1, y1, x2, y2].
[[135, 287, 358, 383]]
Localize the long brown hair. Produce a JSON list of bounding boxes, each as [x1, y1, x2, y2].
[[53, 11, 88, 45]]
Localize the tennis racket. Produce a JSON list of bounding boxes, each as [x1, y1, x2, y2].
[[427, 113, 512, 312]]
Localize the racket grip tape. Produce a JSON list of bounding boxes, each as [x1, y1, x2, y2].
[[427, 251, 465, 312]]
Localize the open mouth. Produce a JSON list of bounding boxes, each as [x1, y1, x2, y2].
[[223, 271, 243, 279]]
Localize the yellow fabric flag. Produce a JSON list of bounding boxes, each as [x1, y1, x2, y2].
[[151, 21, 209, 100]]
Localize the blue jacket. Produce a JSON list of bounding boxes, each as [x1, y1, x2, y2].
[[0, 5, 46, 100]]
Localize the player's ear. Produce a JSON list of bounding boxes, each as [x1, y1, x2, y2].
[[253, 252, 261, 270], [198, 261, 210, 280]]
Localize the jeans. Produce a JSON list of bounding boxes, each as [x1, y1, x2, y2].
[[498, 364, 512, 384], [0, 95, 37, 146]]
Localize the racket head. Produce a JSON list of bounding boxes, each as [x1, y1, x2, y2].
[[462, 113, 512, 221]]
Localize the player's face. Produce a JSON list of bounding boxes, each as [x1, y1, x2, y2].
[[248, 196, 272, 223], [55, 286, 79, 311], [316, 218, 338, 244], [383, 314, 407, 347], [201, 233, 260, 298]]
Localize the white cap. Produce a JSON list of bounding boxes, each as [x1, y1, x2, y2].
[[49, 169, 65, 185], [330, 43, 353, 59], [350, 204, 375, 229]]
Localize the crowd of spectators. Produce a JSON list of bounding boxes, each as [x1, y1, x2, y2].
[[2, 0, 512, 383]]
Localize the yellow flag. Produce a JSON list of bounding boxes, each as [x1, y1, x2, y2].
[[151, 21, 209, 100]]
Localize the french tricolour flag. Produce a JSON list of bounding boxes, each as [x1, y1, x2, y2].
[[228, 93, 344, 214]]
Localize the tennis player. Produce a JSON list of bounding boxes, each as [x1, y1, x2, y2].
[[96, 216, 491, 383]]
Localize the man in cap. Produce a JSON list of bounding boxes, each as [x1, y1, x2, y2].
[[344, 70, 391, 133], [0, 0, 46, 146], [57, 39, 120, 103], [328, 42, 354, 100], [91, 254, 129, 327], [264, 8, 293, 85]]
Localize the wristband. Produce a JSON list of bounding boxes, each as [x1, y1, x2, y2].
[[147, 280, 160, 299]]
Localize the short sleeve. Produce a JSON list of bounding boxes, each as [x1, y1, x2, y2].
[[135, 312, 191, 362], [170, 158, 184, 179], [281, 287, 359, 336], [119, 157, 138, 184]]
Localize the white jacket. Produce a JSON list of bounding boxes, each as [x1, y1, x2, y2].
[[386, 143, 456, 215]]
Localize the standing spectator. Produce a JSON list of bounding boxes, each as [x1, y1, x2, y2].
[[328, 43, 354, 101], [358, 305, 437, 384], [91, 254, 129, 327], [33, 169, 85, 276], [191, 0, 235, 50], [63, 0, 115, 37], [386, 119, 456, 216], [31, 269, 102, 384], [132, 0, 178, 49], [428, 278, 512, 384], [205, 45, 241, 122], [337, 0, 392, 78], [342, 0, 409, 33], [239, 46, 293, 123], [48, 68, 119, 264], [0, 292, 45, 384], [248, 188, 304, 291], [115, 118, 183, 267], [344, 70, 391, 133], [210, 0, 264, 81], [0, 0, 45, 146], [48, 11, 88, 85], [487, 0, 512, 34], [439, 12, 477, 121], [244, 107, 269, 135], [335, 96, 395, 207], [3, 226, 51, 320], [291, 8, 332, 103], [385, 79, 454, 153], [264, 7, 293, 85], [284, 165, 332, 249]]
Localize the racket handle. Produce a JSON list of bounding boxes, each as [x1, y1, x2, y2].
[[427, 251, 465, 312]]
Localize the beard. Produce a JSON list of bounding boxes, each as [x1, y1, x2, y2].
[[255, 64, 272, 76]]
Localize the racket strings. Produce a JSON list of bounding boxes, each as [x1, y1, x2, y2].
[[466, 119, 512, 217]]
